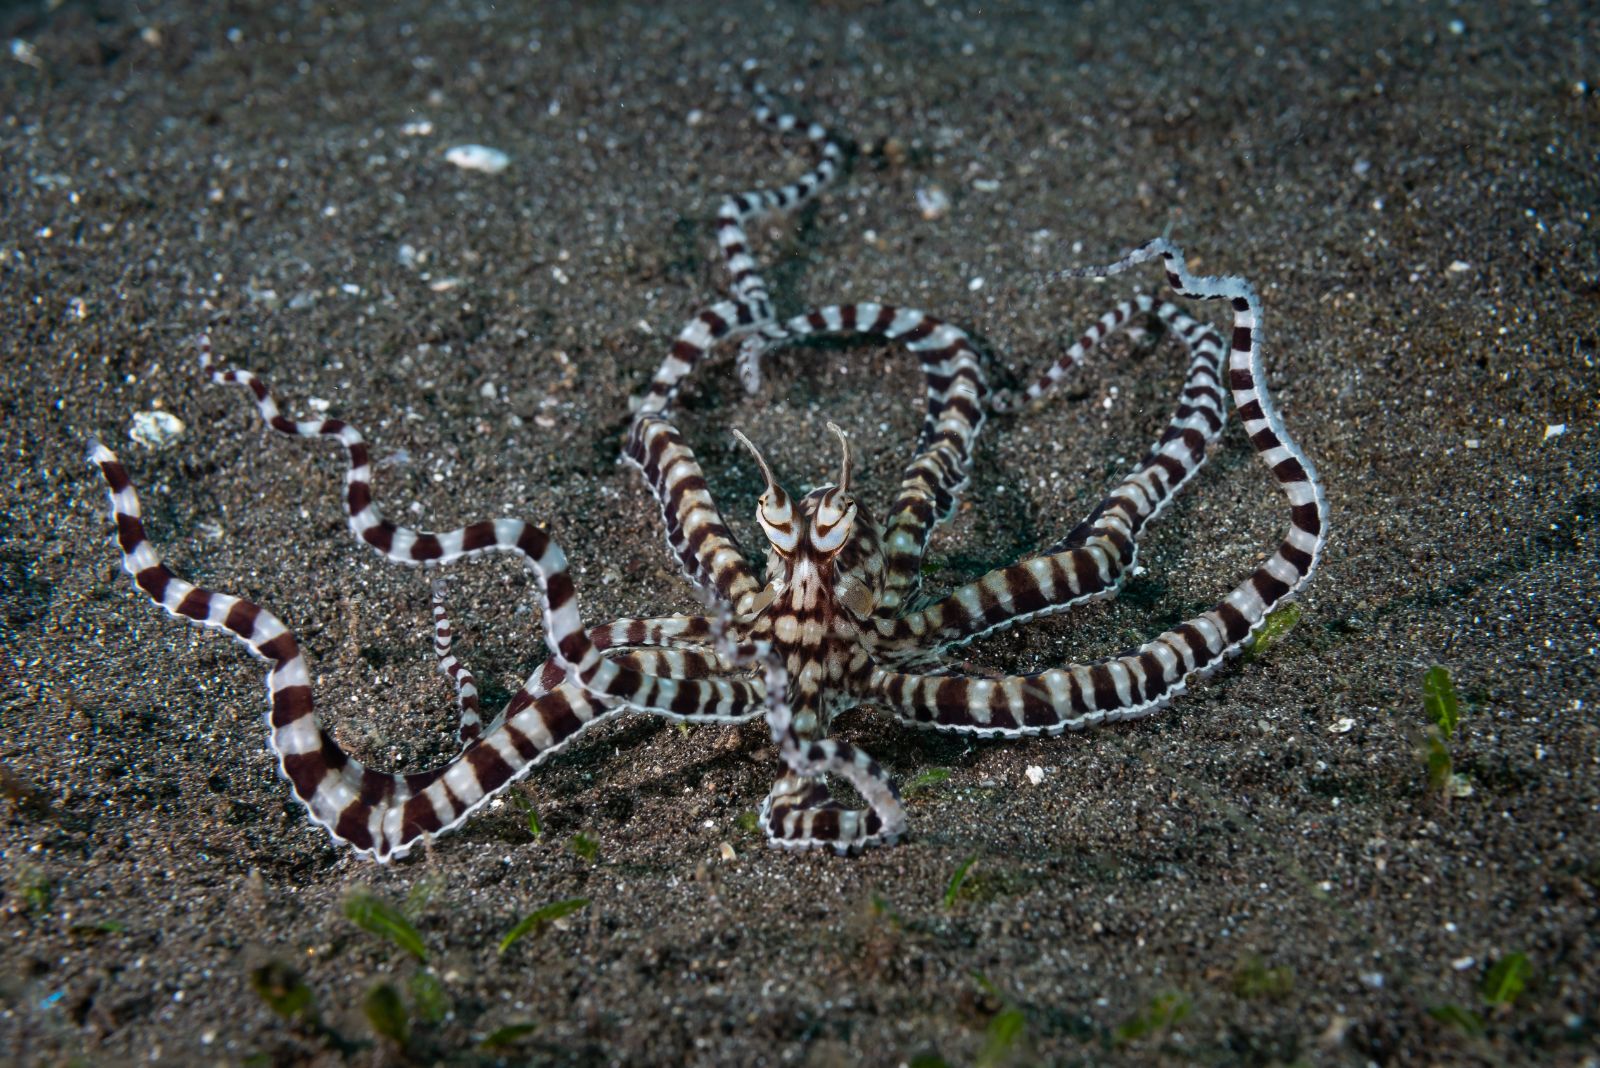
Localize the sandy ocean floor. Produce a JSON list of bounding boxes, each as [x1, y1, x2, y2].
[[2, 0, 1597, 1064]]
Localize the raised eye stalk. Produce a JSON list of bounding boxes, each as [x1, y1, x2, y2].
[[733, 427, 798, 552], [825, 421, 851, 495]]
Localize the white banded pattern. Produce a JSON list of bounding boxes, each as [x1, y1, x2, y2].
[[92, 82, 1324, 858], [625, 229, 1322, 848], [91, 346, 781, 862], [633, 78, 847, 417], [430, 579, 483, 746]]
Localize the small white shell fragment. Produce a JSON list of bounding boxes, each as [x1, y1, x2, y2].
[[1024, 765, 1045, 786], [915, 185, 950, 220], [401, 119, 434, 136], [11, 38, 42, 68], [972, 177, 1001, 193], [444, 144, 509, 174], [1542, 423, 1566, 442], [1329, 717, 1356, 734], [129, 410, 185, 450], [1447, 260, 1472, 273], [719, 841, 737, 862]]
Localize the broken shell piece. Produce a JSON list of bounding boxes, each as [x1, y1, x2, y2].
[[445, 144, 509, 174], [129, 410, 185, 450]]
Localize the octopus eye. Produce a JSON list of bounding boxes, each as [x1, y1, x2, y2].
[[757, 493, 798, 553], [811, 493, 856, 553], [809, 421, 855, 553], [734, 428, 798, 554]]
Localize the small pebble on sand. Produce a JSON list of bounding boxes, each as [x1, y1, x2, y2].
[[445, 144, 510, 174], [916, 185, 950, 220]]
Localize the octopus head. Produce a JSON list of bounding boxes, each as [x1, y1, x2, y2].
[[733, 422, 881, 620]]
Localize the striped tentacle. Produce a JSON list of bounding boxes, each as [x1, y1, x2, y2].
[[430, 579, 483, 745], [734, 303, 990, 618], [521, 646, 757, 725], [465, 617, 748, 737], [633, 82, 846, 416], [713, 629, 906, 854], [871, 299, 1228, 665], [623, 415, 764, 616], [90, 442, 629, 862], [988, 294, 1175, 412], [202, 342, 770, 727], [867, 240, 1327, 736], [590, 614, 716, 651]]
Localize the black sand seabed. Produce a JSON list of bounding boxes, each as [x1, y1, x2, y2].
[[2, 1, 1596, 1064]]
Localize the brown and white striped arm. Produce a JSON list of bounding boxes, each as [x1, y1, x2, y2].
[[990, 294, 1174, 412], [868, 240, 1327, 735], [430, 579, 483, 745], [871, 298, 1228, 664], [89, 441, 639, 861], [200, 341, 770, 727], [589, 614, 717, 651], [623, 414, 765, 616], [633, 79, 847, 416], [518, 645, 754, 721], [712, 629, 906, 854], [465, 618, 745, 740]]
